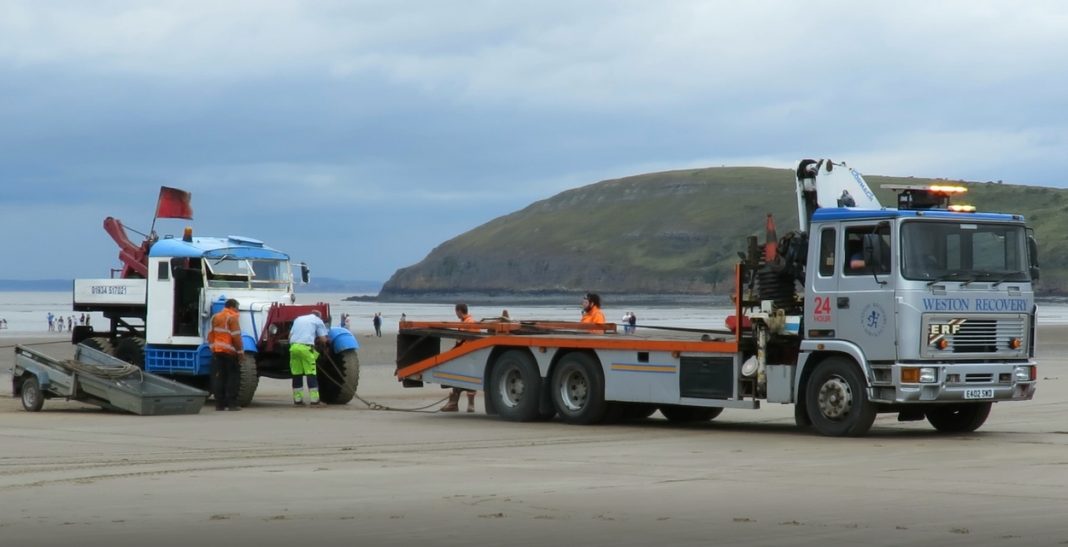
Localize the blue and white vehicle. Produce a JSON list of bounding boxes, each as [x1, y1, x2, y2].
[[745, 159, 1039, 435], [394, 160, 1039, 437], [72, 192, 359, 406]]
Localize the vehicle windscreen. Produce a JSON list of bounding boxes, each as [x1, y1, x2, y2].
[[900, 221, 1029, 282], [206, 257, 291, 289]]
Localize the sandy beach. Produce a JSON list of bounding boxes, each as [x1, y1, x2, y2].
[[2, 327, 1067, 547]]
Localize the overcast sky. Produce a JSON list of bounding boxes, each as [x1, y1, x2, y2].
[[3, 1, 1068, 282]]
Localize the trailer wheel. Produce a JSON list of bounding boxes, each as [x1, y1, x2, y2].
[[551, 353, 608, 425], [237, 353, 259, 407], [80, 336, 115, 357], [114, 337, 146, 369], [926, 403, 992, 433], [488, 350, 542, 421], [659, 405, 723, 422], [20, 376, 44, 412], [318, 349, 359, 405], [804, 357, 876, 437]]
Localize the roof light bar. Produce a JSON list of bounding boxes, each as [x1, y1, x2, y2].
[[882, 184, 970, 210]]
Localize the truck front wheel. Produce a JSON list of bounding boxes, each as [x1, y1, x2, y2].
[[926, 403, 992, 433], [805, 357, 876, 437], [551, 353, 608, 425], [488, 350, 542, 421]]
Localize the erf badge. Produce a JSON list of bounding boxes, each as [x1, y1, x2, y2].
[[861, 303, 887, 337], [928, 319, 966, 345]]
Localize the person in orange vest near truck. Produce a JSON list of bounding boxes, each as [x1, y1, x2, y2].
[[208, 298, 244, 411], [580, 293, 605, 324], [441, 303, 479, 413]]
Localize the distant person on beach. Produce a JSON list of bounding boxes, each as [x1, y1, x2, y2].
[[372, 312, 382, 337], [580, 293, 605, 324], [621, 312, 632, 334], [441, 303, 478, 413], [47, 312, 54, 332], [628, 311, 637, 333], [400, 313, 407, 323]]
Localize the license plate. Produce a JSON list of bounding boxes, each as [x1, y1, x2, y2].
[[964, 388, 994, 399]]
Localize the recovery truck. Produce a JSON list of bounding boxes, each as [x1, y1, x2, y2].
[[395, 159, 1039, 436], [71, 188, 359, 406]]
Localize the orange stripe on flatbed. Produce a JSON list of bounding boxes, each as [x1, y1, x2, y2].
[[396, 334, 738, 379]]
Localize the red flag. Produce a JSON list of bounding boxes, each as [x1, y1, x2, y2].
[[155, 186, 193, 220]]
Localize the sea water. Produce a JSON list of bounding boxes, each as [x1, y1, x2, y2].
[[2, 291, 1067, 336]]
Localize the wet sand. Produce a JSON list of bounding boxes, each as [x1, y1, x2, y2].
[[1, 328, 1067, 546]]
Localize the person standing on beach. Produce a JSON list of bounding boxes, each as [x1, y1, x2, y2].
[[208, 299, 244, 411], [580, 293, 605, 324], [372, 312, 382, 337], [441, 303, 478, 413], [290, 310, 329, 406], [628, 311, 637, 334]]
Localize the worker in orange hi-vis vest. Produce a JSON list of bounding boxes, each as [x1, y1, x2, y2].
[[208, 298, 244, 411], [441, 303, 479, 413], [580, 292, 605, 324]]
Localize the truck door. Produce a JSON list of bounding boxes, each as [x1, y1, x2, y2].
[[145, 258, 174, 345], [807, 226, 839, 336], [835, 223, 896, 361]]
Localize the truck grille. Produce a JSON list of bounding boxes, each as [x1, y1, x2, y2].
[[923, 314, 1028, 357]]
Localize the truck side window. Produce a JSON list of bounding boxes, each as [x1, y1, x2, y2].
[[844, 225, 891, 275], [157, 261, 169, 281], [819, 228, 835, 276]]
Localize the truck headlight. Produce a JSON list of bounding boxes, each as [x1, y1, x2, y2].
[[919, 367, 937, 383], [1014, 366, 1033, 382], [902, 367, 938, 383]]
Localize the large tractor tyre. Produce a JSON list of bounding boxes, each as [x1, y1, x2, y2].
[[659, 405, 724, 422], [20, 376, 44, 412], [550, 353, 609, 425], [317, 349, 359, 405], [487, 350, 543, 422], [236, 353, 259, 407], [114, 337, 146, 369], [926, 403, 992, 433], [804, 357, 877, 437], [80, 336, 116, 358]]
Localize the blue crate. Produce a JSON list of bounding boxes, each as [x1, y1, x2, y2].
[[145, 345, 212, 376]]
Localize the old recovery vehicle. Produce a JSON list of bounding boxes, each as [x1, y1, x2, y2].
[[395, 159, 1039, 436], [71, 187, 359, 406]]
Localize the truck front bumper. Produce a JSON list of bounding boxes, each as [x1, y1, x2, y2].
[[869, 361, 1037, 404]]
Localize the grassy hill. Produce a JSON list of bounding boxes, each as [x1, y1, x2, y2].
[[380, 166, 1068, 298]]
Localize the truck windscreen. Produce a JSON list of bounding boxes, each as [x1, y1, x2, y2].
[[900, 221, 1029, 282]]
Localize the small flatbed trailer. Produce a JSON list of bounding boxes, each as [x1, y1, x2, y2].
[[11, 344, 208, 415]]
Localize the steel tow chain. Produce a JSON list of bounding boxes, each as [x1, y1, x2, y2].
[[318, 345, 449, 413]]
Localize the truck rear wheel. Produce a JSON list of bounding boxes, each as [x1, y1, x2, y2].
[[659, 405, 723, 422], [237, 353, 259, 407], [318, 349, 359, 405], [551, 353, 608, 425], [20, 376, 44, 412], [926, 403, 992, 433], [804, 357, 876, 437], [488, 350, 542, 421]]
